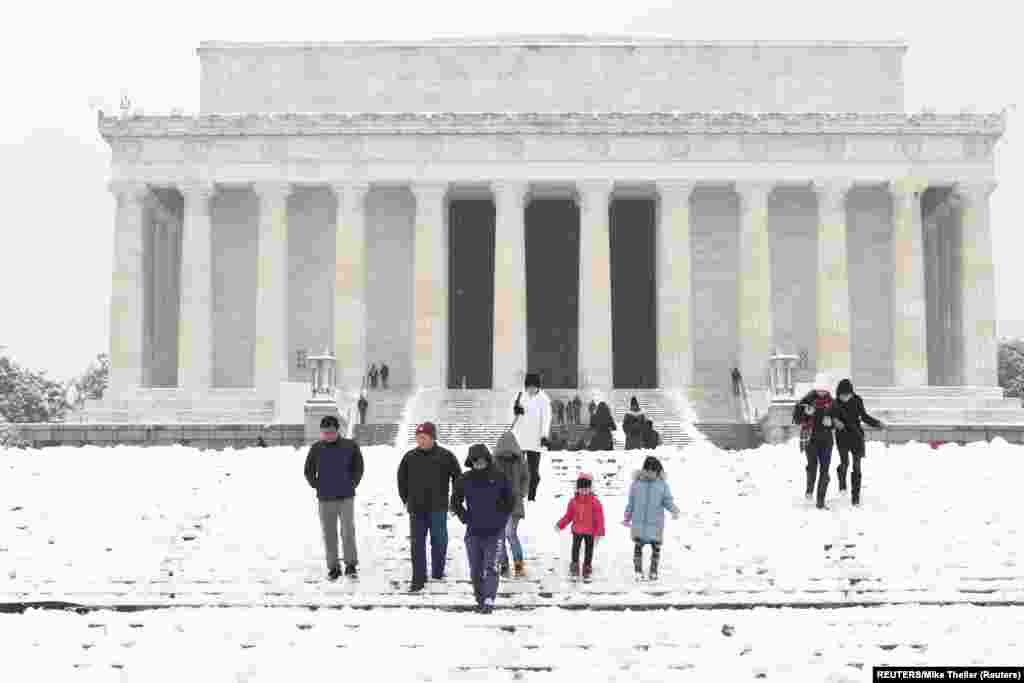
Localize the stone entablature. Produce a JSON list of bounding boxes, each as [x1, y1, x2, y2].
[[197, 37, 907, 115], [98, 112, 1004, 173]]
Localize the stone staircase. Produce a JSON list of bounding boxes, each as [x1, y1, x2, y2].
[[394, 388, 699, 449]]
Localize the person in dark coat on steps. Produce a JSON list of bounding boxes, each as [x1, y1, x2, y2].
[[397, 422, 462, 591], [452, 444, 514, 613], [623, 396, 647, 450], [357, 394, 368, 425], [304, 415, 365, 580], [832, 378, 885, 506], [589, 401, 617, 451], [792, 374, 839, 510]]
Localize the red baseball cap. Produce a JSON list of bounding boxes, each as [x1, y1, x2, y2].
[[415, 422, 436, 438]]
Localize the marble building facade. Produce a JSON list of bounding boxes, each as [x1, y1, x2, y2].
[[96, 36, 1004, 421]]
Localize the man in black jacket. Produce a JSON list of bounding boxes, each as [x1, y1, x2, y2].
[[396, 422, 462, 591], [303, 415, 365, 580], [832, 378, 885, 506]]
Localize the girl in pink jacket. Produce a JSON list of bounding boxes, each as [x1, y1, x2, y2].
[[555, 473, 605, 579]]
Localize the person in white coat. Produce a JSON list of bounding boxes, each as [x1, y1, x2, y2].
[[512, 373, 552, 502]]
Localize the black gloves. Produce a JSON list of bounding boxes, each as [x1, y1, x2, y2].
[[513, 403, 525, 416]]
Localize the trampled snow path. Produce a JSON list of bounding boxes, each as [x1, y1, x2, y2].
[[3, 440, 1024, 678], [3, 440, 1024, 608]]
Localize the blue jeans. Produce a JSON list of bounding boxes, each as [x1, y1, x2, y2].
[[409, 510, 448, 581], [466, 531, 501, 605], [498, 516, 524, 566]]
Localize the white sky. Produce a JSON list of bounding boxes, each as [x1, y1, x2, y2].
[[0, 0, 1019, 380]]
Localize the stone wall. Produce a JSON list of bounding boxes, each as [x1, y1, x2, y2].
[[211, 189, 259, 388], [198, 40, 906, 116], [11, 424, 306, 450]]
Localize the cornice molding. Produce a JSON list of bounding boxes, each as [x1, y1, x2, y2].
[[98, 111, 1006, 139]]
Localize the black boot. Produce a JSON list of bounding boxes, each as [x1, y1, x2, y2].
[[569, 561, 579, 577], [851, 472, 862, 506], [327, 565, 341, 581], [816, 472, 830, 510], [649, 551, 660, 581], [633, 546, 644, 577], [344, 563, 358, 578], [499, 562, 510, 579]]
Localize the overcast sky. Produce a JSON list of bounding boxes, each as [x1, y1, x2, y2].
[[1, 0, 1018, 380]]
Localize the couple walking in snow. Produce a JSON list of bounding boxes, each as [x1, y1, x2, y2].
[[793, 375, 886, 509]]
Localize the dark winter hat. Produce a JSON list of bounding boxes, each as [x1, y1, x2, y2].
[[642, 456, 663, 473], [630, 396, 640, 411], [576, 472, 593, 489], [320, 415, 340, 430], [524, 372, 541, 388], [466, 443, 492, 467], [836, 378, 854, 396], [415, 422, 436, 438]]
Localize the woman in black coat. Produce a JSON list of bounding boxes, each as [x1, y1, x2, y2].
[[588, 401, 616, 451], [831, 378, 885, 507], [622, 396, 647, 450]]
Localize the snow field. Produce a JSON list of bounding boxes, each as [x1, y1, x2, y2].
[[3, 438, 1024, 678], [2, 439, 1023, 603], [4, 605, 1023, 682]]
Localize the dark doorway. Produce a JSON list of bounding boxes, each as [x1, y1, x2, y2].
[[448, 199, 495, 388], [525, 199, 580, 388], [610, 198, 658, 388]]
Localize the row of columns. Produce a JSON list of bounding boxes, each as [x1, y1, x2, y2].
[[106, 177, 997, 400]]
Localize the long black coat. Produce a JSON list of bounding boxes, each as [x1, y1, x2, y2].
[[589, 405, 617, 451], [831, 394, 882, 450], [623, 411, 647, 450]]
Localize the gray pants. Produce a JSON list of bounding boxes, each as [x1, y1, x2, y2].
[[317, 497, 357, 568]]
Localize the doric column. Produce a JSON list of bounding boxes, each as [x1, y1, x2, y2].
[[957, 181, 998, 386], [253, 182, 292, 398], [577, 180, 614, 389], [890, 178, 929, 386], [331, 182, 370, 392], [177, 181, 215, 394], [492, 181, 528, 390], [812, 179, 853, 383], [656, 181, 696, 389], [412, 183, 449, 388], [108, 181, 149, 397], [736, 181, 774, 390]]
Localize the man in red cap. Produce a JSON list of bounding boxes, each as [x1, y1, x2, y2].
[[397, 422, 462, 592]]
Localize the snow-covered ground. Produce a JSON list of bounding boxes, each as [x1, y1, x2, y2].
[[3, 439, 1024, 679]]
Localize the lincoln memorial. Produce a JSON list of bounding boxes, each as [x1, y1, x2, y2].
[[91, 36, 1006, 426]]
